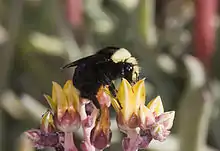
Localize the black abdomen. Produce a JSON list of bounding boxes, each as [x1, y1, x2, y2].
[[72, 61, 122, 98]]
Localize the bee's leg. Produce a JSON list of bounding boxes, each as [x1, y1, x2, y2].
[[90, 95, 101, 121], [90, 95, 101, 110], [102, 74, 122, 109], [108, 83, 117, 98], [102, 74, 117, 97], [106, 81, 123, 109]]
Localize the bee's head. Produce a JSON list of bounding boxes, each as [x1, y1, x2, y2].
[[111, 48, 140, 83], [124, 58, 140, 83]]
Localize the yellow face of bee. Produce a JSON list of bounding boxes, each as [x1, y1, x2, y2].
[[111, 48, 140, 82]]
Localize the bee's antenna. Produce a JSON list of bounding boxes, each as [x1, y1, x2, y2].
[[60, 65, 68, 70], [60, 66, 65, 70], [60, 62, 77, 70]]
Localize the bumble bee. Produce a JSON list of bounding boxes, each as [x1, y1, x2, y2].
[[61, 46, 140, 109]]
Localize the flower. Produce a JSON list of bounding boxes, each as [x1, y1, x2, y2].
[[89, 86, 112, 150], [43, 80, 82, 151], [44, 80, 81, 132], [111, 78, 146, 132], [40, 110, 55, 133], [24, 129, 64, 149], [24, 78, 175, 151], [80, 100, 99, 151], [90, 105, 112, 150], [25, 108, 64, 150], [110, 78, 175, 151], [139, 96, 175, 141], [79, 86, 112, 151]]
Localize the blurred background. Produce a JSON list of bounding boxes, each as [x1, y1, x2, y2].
[[0, 0, 220, 151]]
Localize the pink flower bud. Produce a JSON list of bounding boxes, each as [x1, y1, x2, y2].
[[90, 106, 112, 150]]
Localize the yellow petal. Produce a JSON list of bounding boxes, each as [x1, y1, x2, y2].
[[133, 78, 146, 110], [139, 104, 155, 127], [117, 78, 135, 121], [44, 94, 56, 112], [41, 110, 55, 130], [52, 81, 57, 102], [63, 80, 80, 112], [52, 81, 68, 120], [111, 98, 121, 114], [147, 96, 164, 116]]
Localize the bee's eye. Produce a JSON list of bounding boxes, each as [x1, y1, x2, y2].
[[125, 65, 133, 71]]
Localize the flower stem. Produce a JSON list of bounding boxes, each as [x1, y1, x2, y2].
[[64, 132, 78, 151], [79, 102, 96, 151], [128, 130, 141, 151], [81, 125, 96, 151]]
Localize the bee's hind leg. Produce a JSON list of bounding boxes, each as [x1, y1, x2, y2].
[[108, 83, 117, 98], [90, 95, 101, 110], [102, 74, 122, 109], [107, 82, 123, 109]]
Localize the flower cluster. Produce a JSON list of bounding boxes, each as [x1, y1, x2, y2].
[[24, 78, 175, 151], [110, 79, 175, 151]]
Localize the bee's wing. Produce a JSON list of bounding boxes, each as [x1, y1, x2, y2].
[[61, 54, 110, 70]]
